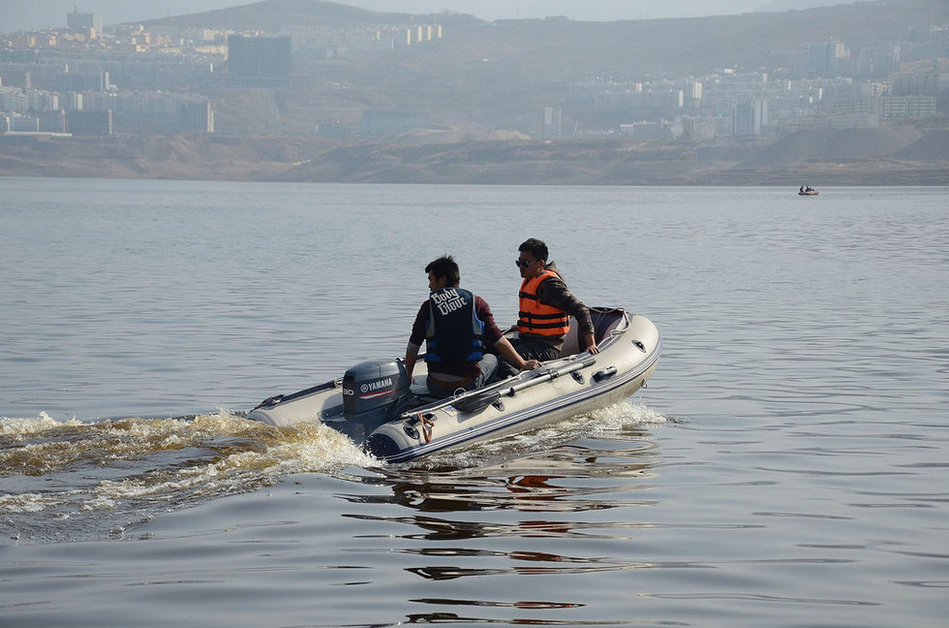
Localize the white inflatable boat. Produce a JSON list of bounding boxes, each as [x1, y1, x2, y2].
[[247, 307, 661, 463]]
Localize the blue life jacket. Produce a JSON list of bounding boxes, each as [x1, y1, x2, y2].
[[424, 287, 486, 363]]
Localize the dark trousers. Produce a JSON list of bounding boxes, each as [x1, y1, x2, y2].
[[495, 337, 561, 379]]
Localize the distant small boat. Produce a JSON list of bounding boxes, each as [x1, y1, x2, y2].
[[798, 188, 819, 196]]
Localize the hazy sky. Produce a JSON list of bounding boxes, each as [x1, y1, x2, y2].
[[1, 1, 834, 32]]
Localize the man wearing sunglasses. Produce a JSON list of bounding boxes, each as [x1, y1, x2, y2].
[[504, 238, 599, 375], [404, 255, 540, 398]]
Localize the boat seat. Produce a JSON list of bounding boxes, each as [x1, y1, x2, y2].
[[557, 307, 625, 357]]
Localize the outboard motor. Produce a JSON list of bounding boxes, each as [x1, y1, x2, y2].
[[340, 359, 412, 442]]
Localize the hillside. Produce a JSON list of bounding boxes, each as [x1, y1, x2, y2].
[[2, 0, 948, 185], [145, 0, 440, 30], [145, 0, 946, 77], [2, 128, 946, 185], [744, 128, 925, 168], [146, 0, 949, 140], [894, 130, 949, 161]]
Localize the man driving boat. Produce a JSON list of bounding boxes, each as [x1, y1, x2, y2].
[[404, 255, 539, 398]]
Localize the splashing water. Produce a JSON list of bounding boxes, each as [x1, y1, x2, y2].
[[1, 402, 666, 542], [420, 401, 667, 469], [0, 410, 374, 543]]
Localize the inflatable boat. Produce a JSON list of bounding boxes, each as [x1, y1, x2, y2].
[[247, 307, 661, 463]]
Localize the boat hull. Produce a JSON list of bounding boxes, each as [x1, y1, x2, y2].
[[247, 310, 660, 463]]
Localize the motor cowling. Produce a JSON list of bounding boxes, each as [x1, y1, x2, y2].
[[340, 359, 411, 441]]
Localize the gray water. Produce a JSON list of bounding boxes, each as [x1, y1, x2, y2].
[[1, 179, 947, 627]]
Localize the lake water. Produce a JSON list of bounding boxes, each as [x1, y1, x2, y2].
[[1, 179, 947, 627]]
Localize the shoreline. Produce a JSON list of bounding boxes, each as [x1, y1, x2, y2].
[[2, 132, 947, 186]]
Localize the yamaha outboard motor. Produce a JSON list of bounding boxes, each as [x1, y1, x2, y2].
[[340, 359, 412, 442]]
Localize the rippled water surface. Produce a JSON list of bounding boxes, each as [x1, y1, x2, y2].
[[1, 180, 947, 627]]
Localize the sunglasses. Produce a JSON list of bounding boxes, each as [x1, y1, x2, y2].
[[515, 259, 534, 268]]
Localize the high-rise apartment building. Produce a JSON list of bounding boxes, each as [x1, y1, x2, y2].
[[227, 35, 292, 79]]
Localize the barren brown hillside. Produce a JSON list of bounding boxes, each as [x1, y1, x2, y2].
[[2, 129, 947, 185]]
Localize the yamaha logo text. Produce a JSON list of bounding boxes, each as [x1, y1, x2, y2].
[[360, 378, 393, 394]]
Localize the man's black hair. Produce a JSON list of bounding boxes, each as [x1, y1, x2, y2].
[[425, 255, 461, 286], [518, 238, 548, 262]]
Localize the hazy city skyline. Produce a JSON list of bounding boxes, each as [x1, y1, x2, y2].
[[1, 0, 843, 32]]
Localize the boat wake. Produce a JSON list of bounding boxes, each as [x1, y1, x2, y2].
[[0, 410, 373, 543], [420, 400, 667, 468], [1, 402, 666, 543]]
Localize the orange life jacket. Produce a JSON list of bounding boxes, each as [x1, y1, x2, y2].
[[517, 270, 570, 337]]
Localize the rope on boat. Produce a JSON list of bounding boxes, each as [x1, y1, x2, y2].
[[417, 412, 434, 443]]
